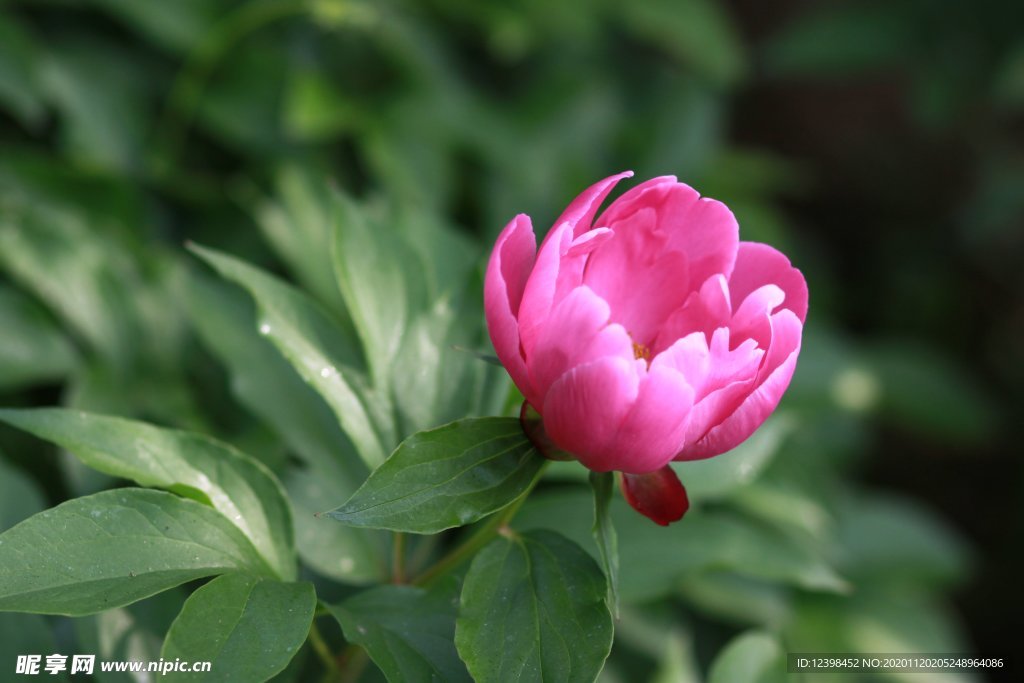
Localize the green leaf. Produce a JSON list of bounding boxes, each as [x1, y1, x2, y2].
[[189, 243, 392, 468], [254, 167, 351, 315], [38, 37, 149, 172], [0, 205, 137, 365], [331, 192, 419, 389], [671, 415, 791, 502], [88, 0, 222, 53], [328, 578, 471, 683], [185, 270, 364, 478], [589, 471, 619, 617], [455, 529, 613, 683], [0, 456, 46, 531], [617, 0, 746, 86], [707, 631, 783, 683], [75, 589, 184, 683], [187, 271, 387, 584], [836, 493, 970, 588], [764, 3, 913, 77], [0, 19, 46, 129], [0, 285, 78, 390], [326, 418, 543, 534], [285, 467, 385, 584], [161, 573, 315, 683], [515, 491, 847, 603], [0, 613, 65, 681], [0, 408, 296, 581], [0, 489, 270, 615]]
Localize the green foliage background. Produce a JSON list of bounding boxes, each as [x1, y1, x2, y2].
[[0, 0, 1021, 681]]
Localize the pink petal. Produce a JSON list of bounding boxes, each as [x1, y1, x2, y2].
[[729, 242, 808, 323], [676, 309, 803, 460], [620, 466, 690, 526], [729, 284, 785, 351], [652, 274, 731, 355], [583, 213, 691, 345], [609, 364, 695, 473], [516, 221, 575, 357], [653, 328, 762, 402], [545, 171, 634, 245], [596, 178, 739, 290], [484, 214, 537, 402], [542, 357, 640, 472], [527, 286, 633, 400]]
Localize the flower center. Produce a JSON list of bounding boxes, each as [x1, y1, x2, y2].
[[632, 341, 651, 362]]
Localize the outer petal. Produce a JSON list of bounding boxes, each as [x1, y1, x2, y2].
[[542, 357, 639, 472], [545, 171, 634, 244], [596, 177, 739, 289], [484, 214, 537, 402], [608, 364, 695, 474], [527, 286, 633, 400], [729, 242, 808, 323], [676, 309, 803, 460], [620, 466, 690, 526], [518, 172, 634, 352], [516, 221, 575, 357]]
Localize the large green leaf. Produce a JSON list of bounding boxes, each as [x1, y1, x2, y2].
[[0, 456, 46, 531], [0, 205, 137, 365], [326, 418, 544, 534], [185, 271, 360, 476], [0, 408, 296, 581], [161, 573, 315, 683], [190, 243, 392, 468], [707, 631, 784, 683], [0, 285, 78, 390], [455, 529, 613, 683], [254, 166, 349, 315], [331, 193, 427, 389], [0, 489, 270, 615], [328, 578, 471, 683], [188, 265, 386, 584]]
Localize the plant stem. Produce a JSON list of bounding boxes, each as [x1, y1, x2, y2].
[[413, 462, 548, 586], [392, 532, 406, 584], [337, 645, 369, 683], [308, 621, 340, 682]]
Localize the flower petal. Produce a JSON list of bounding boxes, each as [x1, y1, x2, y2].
[[676, 309, 803, 460], [620, 466, 689, 526], [729, 242, 808, 323], [542, 357, 640, 472], [652, 274, 731, 355], [484, 214, 537, 401], [545, 171, 634, 244], [597, 178, 738, 289], [528, 286, 633, 400], [609, 364, 695, 473]]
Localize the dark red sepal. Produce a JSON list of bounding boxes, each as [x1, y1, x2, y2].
[[519, 401, 575, 461], [619, 466, 689, 526]]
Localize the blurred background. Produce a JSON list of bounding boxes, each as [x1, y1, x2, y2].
[[0, 0, 1021, 681]]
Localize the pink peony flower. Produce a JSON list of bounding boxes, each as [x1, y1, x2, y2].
[[484, 172, 808, 525]]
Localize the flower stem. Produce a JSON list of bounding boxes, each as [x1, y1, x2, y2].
[[413, 462, 548, 586]]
